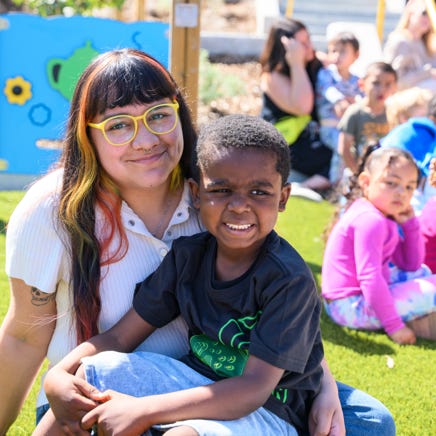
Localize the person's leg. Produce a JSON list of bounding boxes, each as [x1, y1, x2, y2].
[[83, 351, 297, 436], [35, 403, 50, 425], [323, 295, 383, 330], [33, 408, 70, 436], [338, 382, 396, 436], [388, 275, 436, 322], [388, 264, 432, 284]]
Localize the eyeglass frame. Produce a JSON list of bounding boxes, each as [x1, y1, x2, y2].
[[87, 100, 180, 146]]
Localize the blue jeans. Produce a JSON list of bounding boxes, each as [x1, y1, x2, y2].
[[36, 378, 396, 435], [337, 381, 396, 436]]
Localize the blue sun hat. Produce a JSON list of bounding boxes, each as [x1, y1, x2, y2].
[[381, 117, 436, 177]]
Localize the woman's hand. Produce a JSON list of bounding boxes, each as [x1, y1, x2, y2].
[[81, 390, 150, 436], [44, 365, 102, 432], [281, 35, 306, 67]]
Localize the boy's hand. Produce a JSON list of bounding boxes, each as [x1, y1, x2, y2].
[[309, 384, 345, 436], [389, 326, 416, 345], [333, 99, 350, 118], [81, 390, 150, 435]]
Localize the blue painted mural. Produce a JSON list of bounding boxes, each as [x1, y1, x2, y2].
[[0, 13, 169, 177]]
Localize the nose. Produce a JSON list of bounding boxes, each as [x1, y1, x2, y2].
[[131, 122, 159, 150], [227, 193, 250, 213], [395, 185, 408, 196]]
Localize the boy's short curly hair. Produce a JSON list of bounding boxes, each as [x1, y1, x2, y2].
[[328, 31, 360, 53], [195, 114, 291, 185]]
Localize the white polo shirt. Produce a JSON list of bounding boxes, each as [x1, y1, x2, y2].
[[5, 169, 204, 406]]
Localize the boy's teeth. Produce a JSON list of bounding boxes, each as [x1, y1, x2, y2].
[[227, 223, 251, 230]]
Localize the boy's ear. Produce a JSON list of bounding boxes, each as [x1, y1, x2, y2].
[[188, 178, 200, 209], [279, 183, 292, 212]]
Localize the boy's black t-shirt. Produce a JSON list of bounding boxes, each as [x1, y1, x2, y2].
[[133, 230, 323, 433]]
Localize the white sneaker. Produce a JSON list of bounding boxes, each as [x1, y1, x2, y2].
[[290, 183, 323, 202]]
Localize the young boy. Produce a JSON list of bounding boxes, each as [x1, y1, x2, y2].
[[316, 31, 362, 183], [338, 61, 397, 174], [39, 114, 324, 435]]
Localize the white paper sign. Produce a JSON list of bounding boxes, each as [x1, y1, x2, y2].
[[174, 4, 198, 28]]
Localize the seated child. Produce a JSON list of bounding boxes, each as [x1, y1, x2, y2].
[[37, 114, 324, 436], [385, 87, 432, 129], [338, 62, 397, 175], [381, 94, 436, 213], [316, 31, 362, 184], [420, 158, 436, 273], [322, 145, 436, 345]]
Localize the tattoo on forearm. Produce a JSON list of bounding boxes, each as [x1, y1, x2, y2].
[[31, 287, 55, 306]]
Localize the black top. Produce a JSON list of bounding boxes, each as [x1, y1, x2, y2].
[[133, 231, 323, 434]]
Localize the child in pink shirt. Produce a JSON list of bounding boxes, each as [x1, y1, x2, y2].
[[322, 145, 436, 344], [420, 158, 436, 272]]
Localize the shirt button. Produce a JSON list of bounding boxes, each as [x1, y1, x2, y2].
[[177, 212, 182, 217], [167, 231, 172, 236], [160, 248, 168, 257], [128, 220, 135, 226]]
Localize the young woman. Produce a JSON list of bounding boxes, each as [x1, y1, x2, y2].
[[383, 0, 436, 91], [259, 17, 333, 195]]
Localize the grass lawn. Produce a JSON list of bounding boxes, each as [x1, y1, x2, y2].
[[1, 191, 435, 435]]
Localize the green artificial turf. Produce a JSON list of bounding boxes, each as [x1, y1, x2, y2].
[[1, 192, 435, 435]]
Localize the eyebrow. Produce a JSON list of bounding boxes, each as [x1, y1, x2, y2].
[[204, 179, 274, 188], [383, 172, 418, 184]]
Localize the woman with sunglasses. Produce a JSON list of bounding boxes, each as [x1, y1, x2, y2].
[[1, 48, 394, 435], [383, 0, 436, 91]]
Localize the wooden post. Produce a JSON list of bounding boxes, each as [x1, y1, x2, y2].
[[285, 0, 294, 17], [170, 0, 201, 124], [376, 0, 385, 42], [137, 0, 146, 20]]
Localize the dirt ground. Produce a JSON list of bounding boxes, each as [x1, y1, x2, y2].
[[198, 0, 262, 125]]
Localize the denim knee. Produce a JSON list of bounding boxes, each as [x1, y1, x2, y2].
[[337, 381, 396, 436]]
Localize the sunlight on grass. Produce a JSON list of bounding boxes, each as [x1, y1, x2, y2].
[[1, 192, 435, 435]]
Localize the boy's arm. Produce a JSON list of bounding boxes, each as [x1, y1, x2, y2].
[[42, 309, 155, 433], [338, 131, 357, 173], [80, 354, 284, 434], [309, 358, 345, 436]]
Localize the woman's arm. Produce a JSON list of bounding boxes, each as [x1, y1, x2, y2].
[[261, 36, 314, 115], [0, 278, 56, 434], [80, 355, 284, 435], [41, 309, 155, 433]]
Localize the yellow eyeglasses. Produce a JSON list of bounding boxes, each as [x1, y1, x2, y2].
[[88, 101, 179, 146]]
